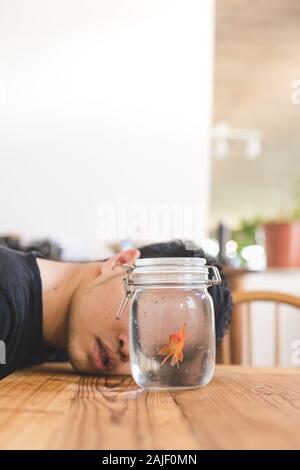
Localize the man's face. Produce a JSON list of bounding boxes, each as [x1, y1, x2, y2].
[[67, 249, 140, 375]]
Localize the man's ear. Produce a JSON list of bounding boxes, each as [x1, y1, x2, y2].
[[104, 248, 140, 272]]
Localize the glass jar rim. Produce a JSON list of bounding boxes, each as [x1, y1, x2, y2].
[[135, 257, 207, 269], [132, 257, 209, 286]]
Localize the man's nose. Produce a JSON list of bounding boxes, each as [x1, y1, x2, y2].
[[117, 332, 129, 359]]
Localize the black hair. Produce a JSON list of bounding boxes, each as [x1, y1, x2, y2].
[[138, 240, 232, 344]]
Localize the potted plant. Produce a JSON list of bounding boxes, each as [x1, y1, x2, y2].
[[232, 217, 263, 267], [263, 179, 300, 268]]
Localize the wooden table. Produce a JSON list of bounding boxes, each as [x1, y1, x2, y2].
[[0, 364, 300, 450]]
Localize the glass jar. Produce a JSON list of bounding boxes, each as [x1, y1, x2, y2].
[[116, 257, 221, 391]]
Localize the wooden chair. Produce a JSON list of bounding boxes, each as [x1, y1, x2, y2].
[[218, 291, 300, 366]]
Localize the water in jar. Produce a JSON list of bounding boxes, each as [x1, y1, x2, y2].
[[129, 287, 215, 391]]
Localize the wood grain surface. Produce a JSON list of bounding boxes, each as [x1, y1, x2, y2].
[[0, 364, 300, 450]]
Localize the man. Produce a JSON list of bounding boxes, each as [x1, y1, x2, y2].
[[0, 240, 232, 379]]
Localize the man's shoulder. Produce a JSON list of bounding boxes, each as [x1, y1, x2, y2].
[[0, 289, 11, 340], [0, 247, 44, 379], [0, 288, 12, 377], [0, 246, 38, 290]]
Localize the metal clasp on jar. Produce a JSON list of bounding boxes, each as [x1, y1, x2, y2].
[[115, 264, 135, 319], [206, 265, 222, 287]]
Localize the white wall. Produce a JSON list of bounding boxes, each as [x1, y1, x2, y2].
[[0, 0, 214, 259]]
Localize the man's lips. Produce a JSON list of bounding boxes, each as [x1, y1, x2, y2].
[[92, 339, 118, 372]]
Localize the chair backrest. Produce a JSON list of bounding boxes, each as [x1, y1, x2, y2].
[[219, 290, 300, 366]]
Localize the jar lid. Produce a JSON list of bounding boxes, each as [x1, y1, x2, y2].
[[134, 257, 207, 275], [133, 257, 210, 286], [135, 257, 207, 268]]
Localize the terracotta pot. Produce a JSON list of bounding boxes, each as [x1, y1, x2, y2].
[[263, 222, 300, 268]]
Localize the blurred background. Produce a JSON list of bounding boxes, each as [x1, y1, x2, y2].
[[1, 0, 300, 366]]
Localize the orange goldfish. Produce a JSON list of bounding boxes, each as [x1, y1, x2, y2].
[[158, 323, 192, 368]]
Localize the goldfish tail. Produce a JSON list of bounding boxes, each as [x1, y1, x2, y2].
[[161, 354, 172, 366], [170, 355, 179, 368], [178, 351, 183, 362]]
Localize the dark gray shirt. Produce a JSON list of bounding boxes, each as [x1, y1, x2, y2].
[[0, 246, 66, 379]]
